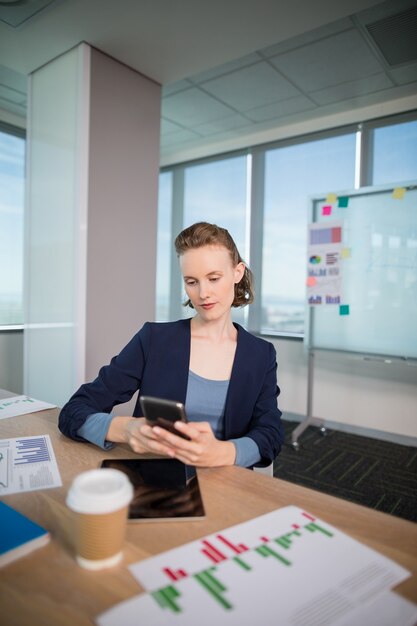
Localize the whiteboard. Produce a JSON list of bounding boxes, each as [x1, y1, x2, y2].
[[308, 183, 417, 359]]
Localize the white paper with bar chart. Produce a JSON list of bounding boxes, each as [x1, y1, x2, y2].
[[97, 506, 415, 626], [0, 435, 62, 494]]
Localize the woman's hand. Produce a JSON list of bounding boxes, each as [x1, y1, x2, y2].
[[106, 416, 177, 457], [151, 421, 236, 467]]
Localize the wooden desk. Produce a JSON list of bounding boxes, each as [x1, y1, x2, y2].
[[1, 408, 416, 626]]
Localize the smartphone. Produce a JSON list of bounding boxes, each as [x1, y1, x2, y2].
[[139, 395, 190, 439]]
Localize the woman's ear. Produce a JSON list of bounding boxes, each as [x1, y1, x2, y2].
[[234, 262, 246, 284]]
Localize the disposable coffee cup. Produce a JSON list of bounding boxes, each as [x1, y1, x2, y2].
[[66, 468, 133, 570]]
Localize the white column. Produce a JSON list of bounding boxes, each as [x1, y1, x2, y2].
[[24, 44, 161, 406]]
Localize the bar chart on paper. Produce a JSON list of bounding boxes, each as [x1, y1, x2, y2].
[[14, 437, 51, 465], [97, 506, 415, 626], [0, 435, 62, 495]]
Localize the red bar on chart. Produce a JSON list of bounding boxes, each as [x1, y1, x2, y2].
[[217, 534, 249, 554], [260, 536, 270, 543], [301, 512, 316, 522], [163, 567, 188, 582], [201, 540, 227, 564]]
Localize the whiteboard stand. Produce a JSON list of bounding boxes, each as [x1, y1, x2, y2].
[[290, 348, 327, 450]]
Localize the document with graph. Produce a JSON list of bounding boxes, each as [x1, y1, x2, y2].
[[0, 435, 62, 494], [97, 506, 415, 626], [0, 396, 56, 420]]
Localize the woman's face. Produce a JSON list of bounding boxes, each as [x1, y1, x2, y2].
[[179, 245, 245, 322]]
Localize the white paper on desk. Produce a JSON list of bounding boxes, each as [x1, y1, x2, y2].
[[96, 506, 413, 626], [97, 589, 417, 626], [0, 434, 62, 494], [336, 590, 417, 626], [0, 396, 56, 420]]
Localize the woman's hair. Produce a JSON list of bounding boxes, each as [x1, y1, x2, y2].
[[174, 222, 254, 308]]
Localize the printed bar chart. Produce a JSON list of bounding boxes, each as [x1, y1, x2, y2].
[[123, 506, 411, 626], [14, 436, 51, 465]]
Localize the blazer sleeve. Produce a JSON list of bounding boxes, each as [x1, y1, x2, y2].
[[246, 342, 285, 467], [58, 323, 151, 440]]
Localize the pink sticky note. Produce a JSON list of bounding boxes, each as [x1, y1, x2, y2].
[[307, 276, 317, 287], [322, 205, 332, 216]]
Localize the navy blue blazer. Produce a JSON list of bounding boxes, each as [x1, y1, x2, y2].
[[58, 319, 284, 466]]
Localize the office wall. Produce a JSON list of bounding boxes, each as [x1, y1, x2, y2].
[[85, 48, 161, 381], [273, 338, 417, 441], [0, 330, 23, 394]]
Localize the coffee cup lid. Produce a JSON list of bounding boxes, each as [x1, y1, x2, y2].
[[66, 468, 133, 514]]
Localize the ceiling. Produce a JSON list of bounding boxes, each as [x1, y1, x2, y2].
[[1, 0, 417, 165]]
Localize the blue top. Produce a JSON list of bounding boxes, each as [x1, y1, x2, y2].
[[78, 369, 261, 467], [59, 319, 284, 468]]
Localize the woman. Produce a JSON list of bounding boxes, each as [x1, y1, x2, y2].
[[58, 222, 284, 468]]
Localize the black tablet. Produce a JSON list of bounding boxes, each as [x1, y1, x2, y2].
[[100, 458, 205, 521]]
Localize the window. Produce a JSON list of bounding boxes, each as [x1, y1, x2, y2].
[[372, 119, 417, 185], [0, 128, 25, 326], [156, 112, 417, 337], [183, 156, 248, 325], [262, 133, 356, 334], [156, 156, 249, 324]]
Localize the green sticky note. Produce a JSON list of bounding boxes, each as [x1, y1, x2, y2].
[[338, 196, 349, 208], [339, 304, 350, 316]]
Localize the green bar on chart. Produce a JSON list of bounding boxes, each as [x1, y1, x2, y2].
[[194, 570, 233, 610], [255, 544, 291, 566], [152, 585, 182, 613], [305, 522, 334, 537], [233, 556, 252, 570]]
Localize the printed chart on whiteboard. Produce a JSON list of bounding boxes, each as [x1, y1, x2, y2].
[[0, 434, 62, 495], [307, 221, 343, 305]]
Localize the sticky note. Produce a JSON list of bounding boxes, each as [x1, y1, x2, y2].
[[326, 193, 337, 203], [307, 276, 317, 287], [322, 205, 332, 216], [392, 187, 406, 199], [341, 247, 351, 259], [338, 196, 349, 208], [339, 304, 350, 316]]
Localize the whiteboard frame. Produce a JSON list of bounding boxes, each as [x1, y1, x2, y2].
[[306, 180, 417, 363], [291, 181, 417, 447]]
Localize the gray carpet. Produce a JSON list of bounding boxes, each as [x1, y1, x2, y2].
[[274, 420, 417, 523]]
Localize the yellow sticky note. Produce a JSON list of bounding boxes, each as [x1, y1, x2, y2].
[[326, 193, 337, 203], [392, 187, 406, 199], [341, 247, 351, 259]]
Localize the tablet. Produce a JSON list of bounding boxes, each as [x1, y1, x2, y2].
[[100, 458, 205, 521]]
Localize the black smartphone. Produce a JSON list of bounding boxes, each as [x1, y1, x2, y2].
[[139, 395, 190, 439], [100, 458, 205, 521]]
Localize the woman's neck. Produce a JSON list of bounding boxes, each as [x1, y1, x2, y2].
[[191, 314, 237, 342]]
